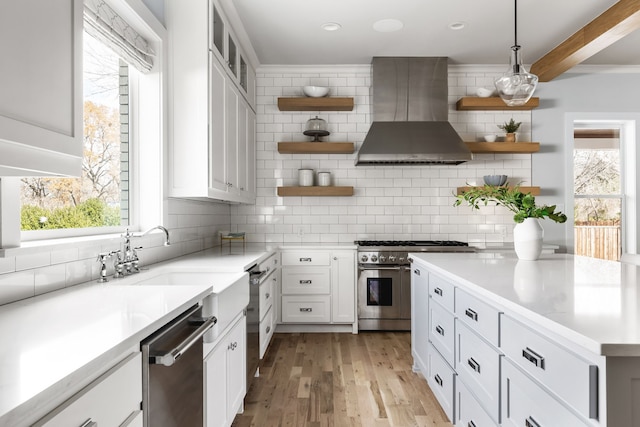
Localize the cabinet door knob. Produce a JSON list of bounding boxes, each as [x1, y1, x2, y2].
[[333, 257, 337, 260]]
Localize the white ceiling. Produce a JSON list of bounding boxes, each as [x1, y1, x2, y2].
[[230, 0, 640, 67]]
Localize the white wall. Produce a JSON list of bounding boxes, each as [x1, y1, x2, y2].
[[533, 71, 640, 251], [229, 65, 534, 244]]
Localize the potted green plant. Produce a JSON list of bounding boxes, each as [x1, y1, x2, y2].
[[497, 118, 522, 142], [454, 185, 567, 260]]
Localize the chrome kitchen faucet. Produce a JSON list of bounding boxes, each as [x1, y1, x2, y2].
[[97, 226, 171, 281]]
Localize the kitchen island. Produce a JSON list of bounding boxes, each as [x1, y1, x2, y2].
[[410, 252, 640, 427]]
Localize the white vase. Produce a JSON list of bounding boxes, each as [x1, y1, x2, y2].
[[513, 218, 543, 260]]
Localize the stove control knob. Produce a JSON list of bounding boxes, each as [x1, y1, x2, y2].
[[370, 255, 378, 262], [399, 256, 405, 263], [388, 255, 397, 262], [379, 255, 387, 263], [360, 254, 369, 263]]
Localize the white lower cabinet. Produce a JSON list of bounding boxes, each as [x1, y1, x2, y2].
[[204, 313, 246, 427], [427, 342, 456, 422], [502, 358, 589, 427], [411, 264, 429, 375], [456, 380, 497, 427], [456, 320, 501, 423], [279, 249, 355, 328], [33, 352, 142, 426]]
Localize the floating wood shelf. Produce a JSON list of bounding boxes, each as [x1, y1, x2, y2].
[[457, 186, 541, 196], [456, 97, 539, 111], [277, 97, 354, 111], [277, 186, 354, 197], [277, 142, 355, 154], [465, 142, 540, 153]]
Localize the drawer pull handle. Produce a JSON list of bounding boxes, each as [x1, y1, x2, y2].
[[300, 257, 312, 262], [435, 325, 445, 336], [525, 416, 541, 427], [300, 280, 312, 284], [414, 269, 421, 276], [467, 357, 481, 373], [522, 347, 545, 370], [300, 307, 313, 312], [434, 287, 443, 296], [80, 420, 97, 427], [465, 308, 478, 321], [434, 374, 443, 387], [468, 422, 476, 427], [266, 326, 271, 333]]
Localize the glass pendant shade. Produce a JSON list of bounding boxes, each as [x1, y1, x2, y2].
[[495, 46, 538, 106]]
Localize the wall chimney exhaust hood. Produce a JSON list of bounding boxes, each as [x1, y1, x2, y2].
[[355, 57, 472, 165]]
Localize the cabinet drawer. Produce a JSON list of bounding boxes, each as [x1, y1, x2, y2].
[[429, 274, 455, 312], [282, 295, 330, 323], [501, 358, 589, 427], [455, 288, 500, 347], [500, 315, 598, 420], [282, 267, 330, 294], [34, 352, 142, 427], [429, 298, 455, 367], [260, 306, 274, 358], [456, 380, 498, 427], [427, 343, 455, 424], [281, 251, 330, 266], [259, 275, 274, 319], [456, 320, 501, 423]]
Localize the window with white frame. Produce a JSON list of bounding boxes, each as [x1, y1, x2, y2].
[[573, 126, 623, 261], [17, 0, 159, 239]]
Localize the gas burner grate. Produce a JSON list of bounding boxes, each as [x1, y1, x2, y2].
[[355, 240, 469, 247]]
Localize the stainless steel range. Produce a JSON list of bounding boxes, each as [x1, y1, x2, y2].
[[356, 240, 474, 331]]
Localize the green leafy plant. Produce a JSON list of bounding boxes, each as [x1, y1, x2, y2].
[[454, 186, 567, 224], [497, 118, 522, 133]]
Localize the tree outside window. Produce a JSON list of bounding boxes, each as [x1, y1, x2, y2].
[[20, 32, 129, 230]]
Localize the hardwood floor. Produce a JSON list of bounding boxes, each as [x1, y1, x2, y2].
[[232, 332, 452, 427]]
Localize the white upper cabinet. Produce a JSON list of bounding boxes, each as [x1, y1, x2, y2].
[[0, 0, 83, 176], [167, 0, 256, 203]]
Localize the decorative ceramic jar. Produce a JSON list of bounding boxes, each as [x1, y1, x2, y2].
[[513, 218, 543, 260], [317, 172, 331, 186], [298, 169, 314, 186]]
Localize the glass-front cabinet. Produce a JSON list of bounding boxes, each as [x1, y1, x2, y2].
[[208, 0, 254, 107]]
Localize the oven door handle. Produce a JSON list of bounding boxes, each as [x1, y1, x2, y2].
[[150, 315, 217, 367], [358, 266, 403, 271]]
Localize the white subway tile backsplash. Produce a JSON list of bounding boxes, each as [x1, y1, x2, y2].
[[35, 264, 66, 296], [0, 272, 34, 305]]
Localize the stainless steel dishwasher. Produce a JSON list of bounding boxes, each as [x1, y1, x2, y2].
[[141, 304, 217, 427]]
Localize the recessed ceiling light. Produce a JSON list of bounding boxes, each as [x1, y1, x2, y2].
[[373, 19, 404, 33], [321, 22, 342, 31], [449, 21, 466, 30]]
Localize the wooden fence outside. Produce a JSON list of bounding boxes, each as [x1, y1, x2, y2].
[[574, 225, 621, 261]]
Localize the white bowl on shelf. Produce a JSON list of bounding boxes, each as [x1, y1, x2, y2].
[[303, 86, 329, 97], [483, 134, 497, 142], [476, 87, 496, 98]]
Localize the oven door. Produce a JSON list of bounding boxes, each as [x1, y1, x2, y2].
[[358, 266, 403, 320]]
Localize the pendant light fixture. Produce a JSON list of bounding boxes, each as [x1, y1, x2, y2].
[[494, 0, 538, 106]]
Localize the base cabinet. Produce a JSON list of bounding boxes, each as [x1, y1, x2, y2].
[[204, 313, 246, 427], [279, 249, 356, 329], [411, 264, 429, 374], [33, 352, 142, 427]]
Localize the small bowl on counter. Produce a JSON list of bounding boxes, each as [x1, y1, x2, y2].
[[483, 175, 508, 186], [303, 86, 329, 97]]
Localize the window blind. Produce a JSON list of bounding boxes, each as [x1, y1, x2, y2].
[[83, 0, 154, 73]]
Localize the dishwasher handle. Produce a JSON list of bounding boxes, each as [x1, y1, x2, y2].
[[150, 315, 217, 367]]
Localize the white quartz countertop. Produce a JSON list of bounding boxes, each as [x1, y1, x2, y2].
[[0, 246, 275, 426], [410, 252, 640, 357]]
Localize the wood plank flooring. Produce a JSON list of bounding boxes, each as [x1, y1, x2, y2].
[[232, 332, 453, 427]]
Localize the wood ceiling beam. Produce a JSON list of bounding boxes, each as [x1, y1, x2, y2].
[[531, 0, 640, 82]]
